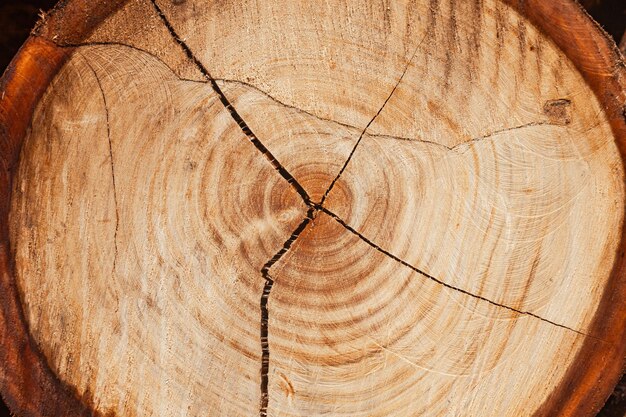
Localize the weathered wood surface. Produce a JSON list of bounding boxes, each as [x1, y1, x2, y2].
[[1, 1, 626, 416]]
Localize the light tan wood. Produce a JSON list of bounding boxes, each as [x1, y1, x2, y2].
[[3, 0, 626, 416]]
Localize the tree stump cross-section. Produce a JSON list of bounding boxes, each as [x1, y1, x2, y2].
[[1, 1, 626, 417]]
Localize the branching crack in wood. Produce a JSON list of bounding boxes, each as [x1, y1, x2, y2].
[[58, 10, 608, 414], [316, 205, 602, 340], [212, 76, 567, 151], [260, 207, 315, 417], [80, 53, 119, 277], [149, 0, 312, 206], [147, 5, 322, 414], [148, 5, 318, 412]]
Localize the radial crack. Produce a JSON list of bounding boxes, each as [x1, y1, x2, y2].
[[259, 272, 273, 417], [318, 38, 425, 207], [81, 53, 119, 276], [317, 205, 600, 340], [259, 207, 315, 417], [149, 0, 312, 206], [374, 121, 552, 151]]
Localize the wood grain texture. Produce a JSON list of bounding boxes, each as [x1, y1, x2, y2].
[[0, 37, 99, 417], [1, 1, 626, 416]]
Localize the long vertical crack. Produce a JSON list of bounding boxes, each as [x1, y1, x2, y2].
[[81, 53, 119, 276], [260, 207, 315, 417], [149, 0, 311, 206]]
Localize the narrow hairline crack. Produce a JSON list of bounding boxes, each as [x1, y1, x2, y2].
[[80, 52, 119, 277], [318, 34, 428, 207], [148, 0, 312, 207], [376, 121, 551, 151], [316, 205, 606, 342]]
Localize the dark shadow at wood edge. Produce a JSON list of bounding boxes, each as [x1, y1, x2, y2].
[[0, 36, 95, 417], [503, 1, 626, 417], [0, 2, 129, 416], [0, 0, 624, 416]]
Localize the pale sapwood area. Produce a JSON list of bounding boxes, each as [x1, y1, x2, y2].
[[3, 0, 626, 416]]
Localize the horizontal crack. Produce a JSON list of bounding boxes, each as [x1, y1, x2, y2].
[[56, 41, 574, 156], [377, 121, 551, 151], [148, 0, 312, 206], [213, 80, 579, 153], [317, 205, 601, 340]]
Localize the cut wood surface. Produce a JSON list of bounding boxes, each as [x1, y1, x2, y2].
[[1, 1, 626, 417]]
